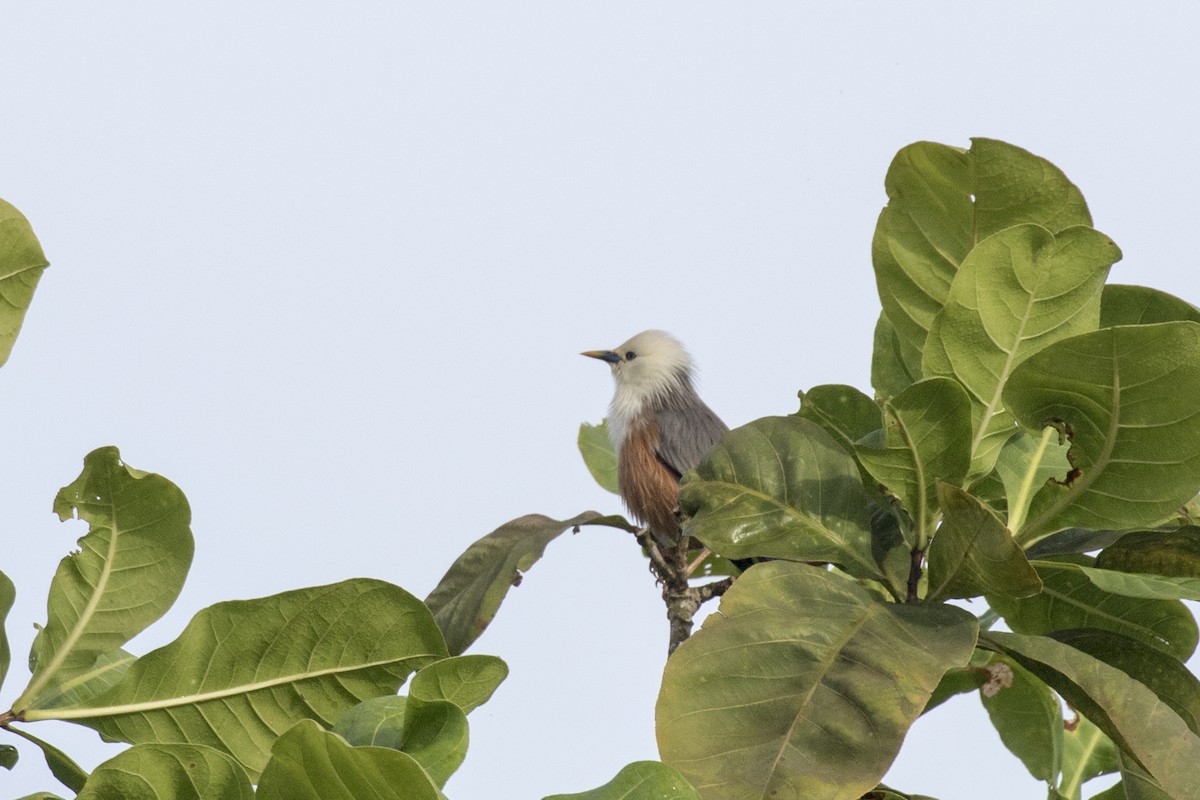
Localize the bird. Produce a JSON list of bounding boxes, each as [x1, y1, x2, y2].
[[582, 330, 729, 550]]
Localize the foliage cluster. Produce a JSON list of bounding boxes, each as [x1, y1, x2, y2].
[[4, 139, 1200, 799]]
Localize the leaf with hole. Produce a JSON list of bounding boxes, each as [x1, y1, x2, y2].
[[922, 224, 1118, 477], [1004, 322, 1200, 542], [15, 447, 193, 713]]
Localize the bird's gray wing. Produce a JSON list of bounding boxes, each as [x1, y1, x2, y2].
[[654, 399, 729, 478]]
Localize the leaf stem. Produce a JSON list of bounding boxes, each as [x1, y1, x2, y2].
[[1008, 425, 1055, 540]]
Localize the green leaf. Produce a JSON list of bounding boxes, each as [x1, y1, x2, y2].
[[993, 427, 1072, 533], [409, 654, 508, 714], [333, 695, 408, 749], [1095, 528, 1200, 577], [1005, 322, 1200, 542], [656, 562, 977, 800], [926, 482, 1041, 601], [4, 725, 89, 792], [333, 691, 469, 787], [991, 559, 1198, 661], [0, 198, 49, 369], [543, 761, 700, 800], [256, 720, 440, 800], [855, 378, 972, 542], [15, 447, 194, 711], [795, 383, 883, 455], [871, 311, 922, 401], [400, 697, 468, 787], [0, 744, 16, 770], [76, 743, 254, 800], [680, 416, 881, 578], [425, 512, 597, 656], [1072, 565, 1200, 602], [922, 224, 1118, 477], [32, 648, 135, 710], [1058, 714, 1118, 799], [982, 631, 1200, 799], [872, 138, 1091, 363], [1024, 528, 1127, 560], [978, 654, 1063, 783], [1101, 284, 1200, 328], [1052, 629, 1200, 736], [578, 421, 619, 495], [29, 579, 447, 779], [1116, 752, 1174, 800], [0, 569, 13, 691]]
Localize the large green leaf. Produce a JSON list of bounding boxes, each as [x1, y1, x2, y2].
[[409, 654, 507, 714], [1071, 565, 1200, 602], [1095, 528, 1200, 577], [982, 631, 1200, 799], [871, 311, 922, 401], [1101, 284, 1200, 328], [1052, 629, 1200, 736], [656, 562, 977, 800], [872, 138, 1091, 362], [925, 482, 1040, 601], [922, 224, 1118, 477], [28, 579, 446, 778], [335, 694, 467, 788], [990, 559, 1197, 661], [0, 569, 13, 691], [1004, 322, 1200, 542], [15, 447, 193, 711], [978, 654, 1063, 783], [855, 378, 972, 542], [256, 720, 440, 800], [333, 695, 408, 749], [578, 421, 619, 495], [794, 384, 882, 456], [425, 512, 597, 656], [543, 761, 700, 800], [0, 198, 49, 369], [679, 416, 881, 578], [76, 744, 254, 800]]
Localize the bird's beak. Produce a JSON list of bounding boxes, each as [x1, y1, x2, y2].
[[581, 350, 622, 364]]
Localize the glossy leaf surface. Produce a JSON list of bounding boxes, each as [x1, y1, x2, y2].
[[680, 416, 880, 578], [855, 378, 971, 541], [926, 483, 1040, 601], [657, 562, 977, 800]]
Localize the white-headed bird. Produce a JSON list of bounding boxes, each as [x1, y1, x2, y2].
[[582, 330, 728, 549]]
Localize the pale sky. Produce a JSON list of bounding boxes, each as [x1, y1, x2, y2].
[[3, 5, 1198, 798]]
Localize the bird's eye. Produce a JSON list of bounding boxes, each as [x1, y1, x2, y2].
[[625, 351, 637, 361]]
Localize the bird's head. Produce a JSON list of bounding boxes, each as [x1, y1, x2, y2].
[[582, 329, 694, 403]]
